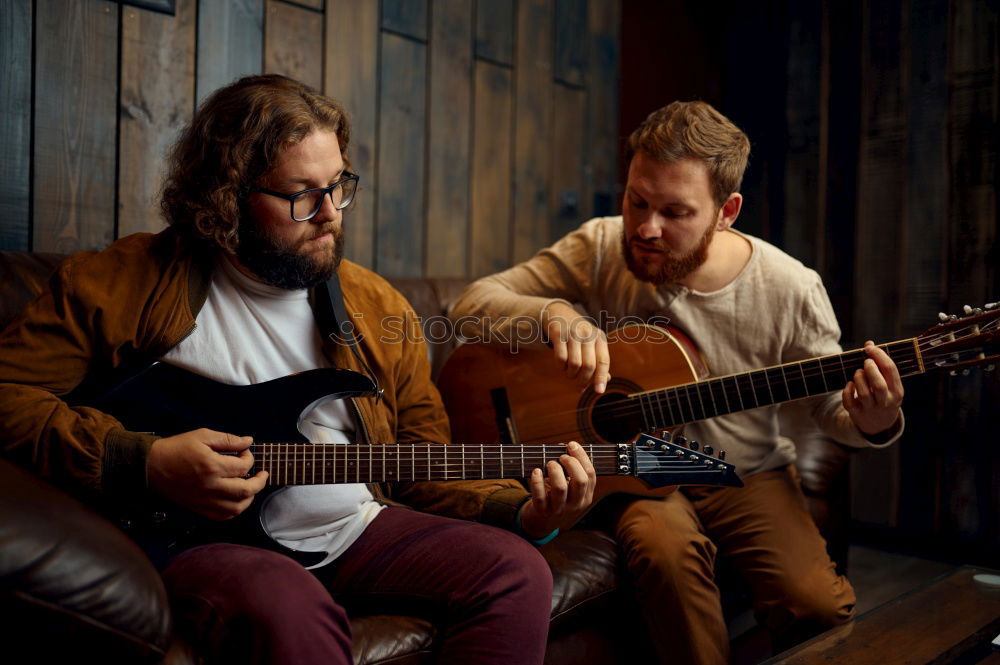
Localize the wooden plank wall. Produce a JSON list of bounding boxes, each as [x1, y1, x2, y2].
[[732, 0, 998, 559], [0, 0, 621, 280], [622, 0, 996, 561]]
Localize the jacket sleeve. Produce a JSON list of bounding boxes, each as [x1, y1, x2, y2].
[[448, 221, 603, 349], [386, 308, 531, 530], [0, 255, 156, 500]]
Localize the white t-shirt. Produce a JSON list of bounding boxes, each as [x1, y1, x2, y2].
[[164, 255, 383, 568]]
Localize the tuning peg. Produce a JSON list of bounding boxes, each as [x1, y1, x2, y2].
[[674, 435, 687, 446], [986, 364, 995, 372], [688, 440, 699, 451], [719, 451, 726, 461], [659, 430, 672, 441], [964, 305, 973, 315], [985, 302, 997, 310], [939, 312, 949, 321], [704, 445, 714, 456]]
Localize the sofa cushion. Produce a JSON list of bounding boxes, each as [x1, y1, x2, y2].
[[0, 458, 172, 663]]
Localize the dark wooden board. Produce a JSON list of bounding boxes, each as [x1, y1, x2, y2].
[[470, 61, 513, 277], [382, 0, 427, 41], [377, 33, 427, 277], [512, 0, 554, 262], [551, 83, 586, 241], [196, 0, 263, 104], [264, 0, 323, 90], [325, 0, 378, 268], [119, 0, 196, 237], [426, 0, 473, 277], [555, 0, 587, 87], [586, 0, 620, 222], [782, 0, 823, 269], [0, 0, 33, 250], [33, 0, 119, 253], [476, 0, 513, 66]]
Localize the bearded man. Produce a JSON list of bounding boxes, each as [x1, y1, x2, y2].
[[0, 74, 598, 665], [449, 100, 905, 664]]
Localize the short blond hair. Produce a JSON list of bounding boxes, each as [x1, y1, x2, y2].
[[627, 101, 750, 206]]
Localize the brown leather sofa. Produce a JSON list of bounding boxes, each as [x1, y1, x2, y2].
[[0, 250, 853, 664]]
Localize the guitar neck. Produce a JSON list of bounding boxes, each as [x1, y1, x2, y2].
[[634, 338, 923, 426], [254, 442, 625, 486]]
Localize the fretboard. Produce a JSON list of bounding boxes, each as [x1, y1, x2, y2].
[[630, 339, 922, 428], [254, 442, 625, 485]]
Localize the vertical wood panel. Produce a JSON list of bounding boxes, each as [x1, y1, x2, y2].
[[820, 0, 863, 335], [941, 0, 998, 547], [947, 0, 997, 309], [901, 0, 948, 328], [783, 0, 823, 269], [854, 0, 906, 343], [33, 0, 118, 253], [551, 84, 586, 241], [893, 0, 951, 540], [476, 0, 513, 65], [850, 0, 907, 529], [586, 0, 620, 221], [325, 0, 378, 268], [264, 0, 323, 90], [0, 0, 32, 250], [377, 33, 427, 277], [119, 0, 196, 237], [512, 0, 553, 262], [426, 0, 473, 277], [555, 0, 587, 87], [196, 0, 264, 104], [382, 0, 427, 40], [470, 61, 512, 277]]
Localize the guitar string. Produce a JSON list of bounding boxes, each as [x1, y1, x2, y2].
[[500, 322, 997, 444], [534, 335, 947, 424], [249, 318, 998, 484]]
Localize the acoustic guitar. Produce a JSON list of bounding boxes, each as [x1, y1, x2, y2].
[[87, 362, 742, 563], [437, 303, 999, 500]]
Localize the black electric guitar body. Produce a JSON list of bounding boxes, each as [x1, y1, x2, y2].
[[87, 362, 742, 566]]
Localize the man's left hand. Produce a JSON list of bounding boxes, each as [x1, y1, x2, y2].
[[518, 441, 597, 539], [842, 340, 904, 436]]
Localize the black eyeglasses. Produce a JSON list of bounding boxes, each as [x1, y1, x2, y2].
[[251, 172, 360, 222]]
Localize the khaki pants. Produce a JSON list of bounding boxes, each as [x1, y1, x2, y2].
[[612, 465, 856, 665]]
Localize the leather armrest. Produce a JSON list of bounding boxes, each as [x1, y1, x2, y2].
[[0, 458, 171, 662], [794, 435, 852, 497], [539, 529, 621, 627]]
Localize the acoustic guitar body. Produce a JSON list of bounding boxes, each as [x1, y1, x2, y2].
[[437, 324, 710, 502]]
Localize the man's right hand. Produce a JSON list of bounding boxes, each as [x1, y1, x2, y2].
[[147, 428, 268, 521], [543, 301, 611, 393]]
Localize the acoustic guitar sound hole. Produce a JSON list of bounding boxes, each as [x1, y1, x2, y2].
[[581, 378, 645, 443]]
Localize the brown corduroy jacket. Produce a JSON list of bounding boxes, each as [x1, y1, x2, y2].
[[0, 229, 529, 529]]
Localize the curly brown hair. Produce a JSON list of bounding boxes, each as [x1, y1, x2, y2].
[[627, 101, 749, 207], [161, 74, 351, 252]]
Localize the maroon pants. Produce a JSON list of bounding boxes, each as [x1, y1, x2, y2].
[[162, 507, 553, 665]]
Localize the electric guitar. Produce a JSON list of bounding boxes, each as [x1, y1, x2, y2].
[[437, 304, 1000, 485], [89, 362, 742, 563]]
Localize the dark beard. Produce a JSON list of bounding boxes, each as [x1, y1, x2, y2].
[[621, 223, 714, 285], [236, 218, 344, 290]]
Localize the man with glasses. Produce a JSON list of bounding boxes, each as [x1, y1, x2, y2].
[[0, 74, 595, 665]]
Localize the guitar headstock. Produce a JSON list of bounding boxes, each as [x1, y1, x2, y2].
[[623, 432, 743, 489], [919, 302, 1000, 375]]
